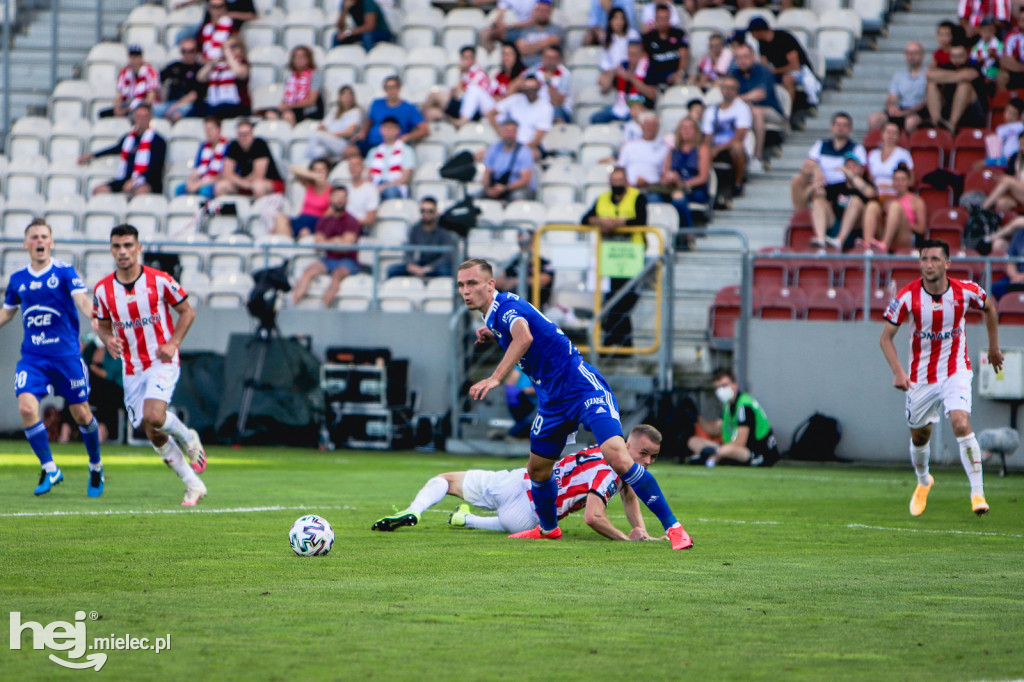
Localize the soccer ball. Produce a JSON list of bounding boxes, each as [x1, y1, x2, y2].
[[289, 515, 335, 556]]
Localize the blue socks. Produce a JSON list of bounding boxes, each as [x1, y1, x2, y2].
[[530, 477, 559, 532], [622, 463, 678, 530], [25, 421, 53, 466], [79, 417, 102, 467]]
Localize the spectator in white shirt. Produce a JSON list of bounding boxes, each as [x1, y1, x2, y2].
[[487, 74, 554, 159], [366, 118, 416, 200], [598, 7, 642, 72], [531, 45, 573, 122], [343, 152, 380, 230], [701, 75, 752, 197], [617, 113, 670, 191]]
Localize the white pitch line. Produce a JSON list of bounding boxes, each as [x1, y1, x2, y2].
[[0, 505, 356, 519], [847, 523, 1024, 539]]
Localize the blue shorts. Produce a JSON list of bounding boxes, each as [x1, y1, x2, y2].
[[323, 256, 360, 275], [529, 361, 623, 458], [291, 214, 320, 237], [15, 355, 90, 405]]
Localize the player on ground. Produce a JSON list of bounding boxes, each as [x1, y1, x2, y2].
[[93, 224, 208, 506], [456, 258, 693, 549], [0, 218, 105, 496], [880, 239, 1003, 517], [372, 424, 668, 540]]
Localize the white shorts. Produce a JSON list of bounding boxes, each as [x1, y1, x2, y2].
[[461, 468, 539, 534], [122, 363, 181, 428], [905, 371, 973, 429]]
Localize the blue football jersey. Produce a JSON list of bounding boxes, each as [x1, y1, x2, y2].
[[483, 292, 582, 402], [3, 259, 87, 359]]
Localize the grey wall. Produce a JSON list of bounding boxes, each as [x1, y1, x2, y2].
[[747, 320, 1024, 466], [0, 307, 453, 432]]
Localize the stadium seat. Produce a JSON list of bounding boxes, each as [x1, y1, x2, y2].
[[5, 117, 50, 159], [125, 194, 169, 238], [84, 42, 127, 89], [48, 118, 89, 160], [3, 155, 48, 199], [879, 259, 921, 289], [363, 43, 407, 87], [708, 284, 745, 350], [804, 286, 855, 320], [851, 0, 887, 34], [49, 80, 94, 122], [411, 163, 451, 201], [792, 258, 836, 289], [45, 162, 85, 199], [775, 9, 819, 49], [251, 84, 286, 118], [963, 167, 1001, 196], [752, 258, 789, 288], [43, 195, 87, 237], [502, 201, 547, 230], [927, 207, 967, 250], [123, 4, 167, 47], [281, 8, 326, 52], [909, 128, 953, 178], [950, 128, 988, 175], [691, 8, 733, 30], [467, 228, 518, 263], [644, 203, 679, 247], [473, 198, 505, 229], [539, 160, 583, 204], [997, 291, 1024, 324], [82, 194, 127, 239], [88, 117, 131, 155], [862, 126, 910, 152], [917, 186, 952, 215], [755, 286, 806, 319], [785, 209, 814, 250], [241, 14, 283, 50], [733, 8, 775, 29], [422, 296, 454, 313], [838, 257, 880, 294], [2, 193, 45, 239], [400, 9, 443, 49]]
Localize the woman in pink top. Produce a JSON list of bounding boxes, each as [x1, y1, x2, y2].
[[862, 163, 926, 252], [272, 158, 333, 239]]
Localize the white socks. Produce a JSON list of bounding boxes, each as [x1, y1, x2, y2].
[[910, 441, 931, 486], [408, 477, 449, 514], [158, 411, 190, 444], [42, 461, 58, 473], [156, 439, 200, 487], [465, 514, 507, 532], [956, 433, 985, 497]]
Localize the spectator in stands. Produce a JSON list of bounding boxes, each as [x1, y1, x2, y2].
[[423, 45, 494, 126], [386, 197, 456, 279], [989, 222, 1024, 298], [198, 0, 238, 62], [617, 113, 669, 193], [958, 0, 1011, 37], [701, 75, 752, 200], [482, 0, 538, 53], [489, 42, 528, 103], [809, 151, 876, 251], [272, 158, 333, 240], [790, 111, 865, 212], [343, 152, 380, 231], [306, 85, 364, 163], [597, 7, 641, 73], [988, 99, 1024, 167], [195, 35, 251, 119], [980, 139, 1024, 213], [155, 38, 202, 122], [865, 121, 914, 200], [353, 76, 429, 155], [366, 118, 416, 200], [481, 119, 537, 202], [591, 40, 657, 124], [173, 0, 255, 39], [175, 116, 228, 200], [290, 185, 363, 307], [531, 45, 573, 123], [641, 3, 689, 87], [747, 17, 819, 109], [638, 0, 682, 33], [98, 44, 160, 119], [263, 46, 322, 125], [971, 17, 1003, 86], [515, 0, 565, 71], [585, 0, 638, 48], [78, 104, 166, 198], [495, 230, 554, 308], [661, 116, 711, 228], [730, 43, 784, 171], [333, 0, 394, 50], [582, 166, 646, 347], [998, 12, 1024, 92], [694, 32, 733, 90], [860, 163, 925, 252], [216, 119, 285, 198], [925, 39, 985, 131], [487, 74, 553, 159], [931, 20, 961, 69], [686, 368, 780, 468], [687, 97, 705, 123], [867, 41, 927, 133]]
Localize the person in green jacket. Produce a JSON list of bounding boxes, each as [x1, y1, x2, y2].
[[687, 368, 780, 468]]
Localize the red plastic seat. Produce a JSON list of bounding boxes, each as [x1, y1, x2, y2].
[[803, 286, 855, 320], [918, 187, 952, 216], [997, 290, 1024, 324], [708, 285, 743, 348], [928, 226, 963, 250], [928, 206, 968, 230], [786, 209, 814, 250], [950, 128, 989, 175], [839, 258, 880, 293], [752, 258, 789, 288], [909, 127, 953, 176], [792, 258, 836, 289], [754, 286, 806, 320], [963, 167, 1002, 196], [987, 89, 1024, 127], [862, 127, 910, 152], [879, 258, 922, 289], [852, 287, 897, 321]]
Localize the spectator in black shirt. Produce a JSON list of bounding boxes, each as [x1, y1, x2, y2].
[[748, 17, 809, 106], [216, 119, 285, 197], [155, 37, 203, 122], [642, 3, 689, 87], [925, 40, 986, 131]]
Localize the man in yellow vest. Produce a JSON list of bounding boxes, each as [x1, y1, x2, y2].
[[582, 166, 646, 347]]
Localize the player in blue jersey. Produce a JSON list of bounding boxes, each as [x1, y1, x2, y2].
[[455, 258, 693, 550], [0, 219, 105, 496]]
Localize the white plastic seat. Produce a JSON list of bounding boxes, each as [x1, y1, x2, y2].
[[88, 118, 131, 155], [377, 198, 420, 224], [776, 9, 819, 48], [543, 202, 587, 227], [2, 193, 46, 239], [380, 276, 426, 305], [45, 162, 85, 199], [82, 193, 128, 238], [6, 117, 51, 158], [691, 8, 734, 30], [733, 8, 775, 29], [124, 194, 169, 237], [282, 8, 325, 51], [49, 80, 93, 122], [251, 84, 285, 116], [43, 194, 87, 237], [241, 17, 282, 50], [363, 43, 407, 87], [502, 201, 547, 230]]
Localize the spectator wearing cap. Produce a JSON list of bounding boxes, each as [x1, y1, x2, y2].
[[353, 75, 429, 155], [790, 111, 866, 212], [481, 118, 537, 203], [386, 196, 457, 279], [641, 3, 689, 87], [487, 74, 554, 159], [514, 0, 565, 70], [591, 40, 657, 124], [99, 44, 160, 119], [155, 37, 202, 122], [808, 150, 877, 251], [747, 17, 815, 108], [366, 117, 416, 200]]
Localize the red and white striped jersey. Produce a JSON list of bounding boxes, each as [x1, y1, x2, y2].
[[200, 16, 235, 62], [524, 445, 622, 520], [461, 64, 491, 93], [93, 266, 189, 376], [958, 0, 1011, 25], [115, 64, 160, 110], [884, 277, 988, 384], [1005, 27, 1024, 62]]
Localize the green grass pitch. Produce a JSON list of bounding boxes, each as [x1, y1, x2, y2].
[[1, 443, 1022, 681]]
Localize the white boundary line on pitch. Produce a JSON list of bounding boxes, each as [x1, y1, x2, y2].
[[0, 505, 355, 518], [846, 523, 1024, 539]]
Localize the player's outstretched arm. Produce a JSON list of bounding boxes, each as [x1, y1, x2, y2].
[[880, 322, 911, 391], [0, 307, 18, 331], [469, 318, 532, 400], [583, 493, 632, 541], [621, 485, 664, 541], [72, 292, 93, 324], [983, 298, 1004, 372]]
